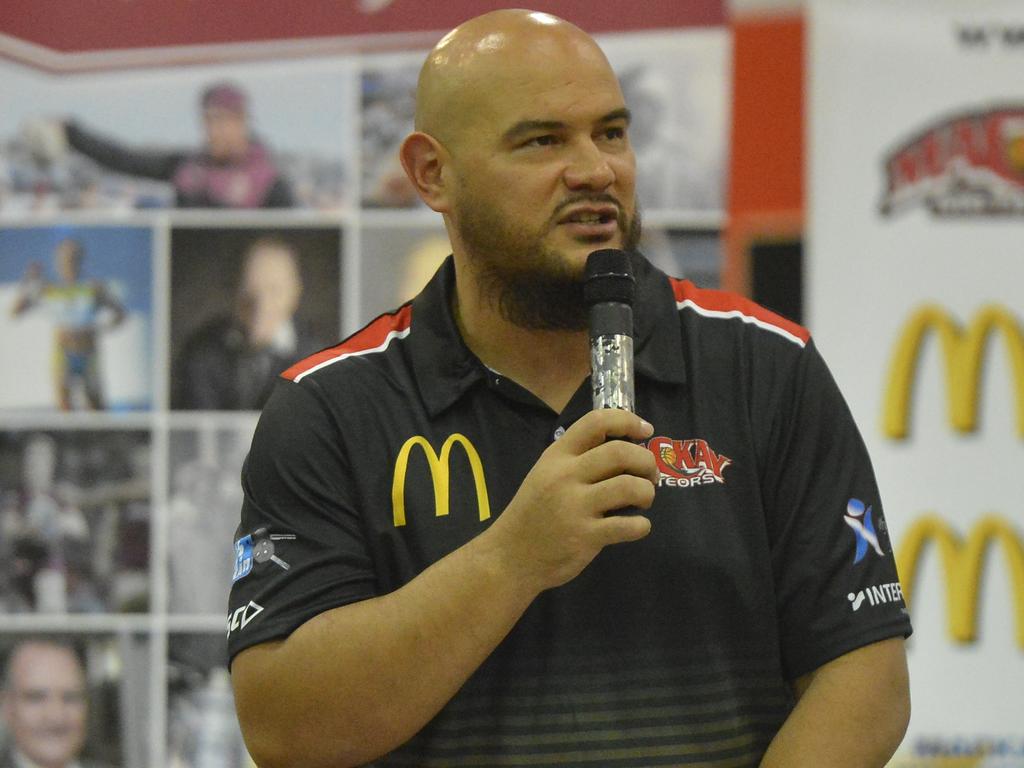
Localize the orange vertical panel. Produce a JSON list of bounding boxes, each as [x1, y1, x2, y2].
[[725, 13, 804, 295]]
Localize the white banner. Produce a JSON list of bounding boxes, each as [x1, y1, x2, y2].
[[809, 1, 1024, 764]]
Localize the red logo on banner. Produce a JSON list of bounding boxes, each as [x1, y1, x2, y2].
[[879, 105, 1024, 217]]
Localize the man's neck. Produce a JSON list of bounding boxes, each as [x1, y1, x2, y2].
[[451, 265, 589, 414]]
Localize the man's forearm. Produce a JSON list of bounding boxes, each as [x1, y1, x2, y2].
[[760, 637, 910, 768], [231, 524, 540, 768]]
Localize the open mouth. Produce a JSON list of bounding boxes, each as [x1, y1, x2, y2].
[[565, 210, 615, 225], [557, 203, 620, 227]]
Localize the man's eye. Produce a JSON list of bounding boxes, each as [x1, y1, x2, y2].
[[525, 135, 558, 147], [603, 126, 626, 140]]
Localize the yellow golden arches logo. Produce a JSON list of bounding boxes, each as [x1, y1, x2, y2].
[[391, 434, 491, 528], [883, 304, 1024, 439], [896, 515, 1024, 648]]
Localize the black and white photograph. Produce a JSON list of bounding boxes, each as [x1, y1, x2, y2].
[[0, 429, 150, 614], [603, 30, 730, 212], [167, 633, 251, 768], [166, 420, 257, 616], [360, 60, 422, 210]]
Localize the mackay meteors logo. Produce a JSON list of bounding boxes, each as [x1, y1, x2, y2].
[[879, 105, 1024, 217], [645, 436, 732, 488]]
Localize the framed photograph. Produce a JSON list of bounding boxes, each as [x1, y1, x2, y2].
[[0, 57, 353, 213], [167, 418, 258, 616], [0, 226, 154, 412], [360, 58, 422, 210], [0, 428, 151, 614], [0, 632, 151, 768], [602, 29, 730, 213], [169, 226, 342, 411], [167, 633, 251, 768]]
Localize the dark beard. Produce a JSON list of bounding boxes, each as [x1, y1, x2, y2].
[[456, 196, 642, 332]]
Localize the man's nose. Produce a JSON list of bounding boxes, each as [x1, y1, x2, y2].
[[41, 695, 69, 722], [563, 139, 615, 191]]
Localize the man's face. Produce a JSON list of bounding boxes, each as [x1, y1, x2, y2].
[[54, 242, 81, 284], [23, 436, 57, 494], [237, 244, 303, 347], [444, 37, 639, 329], [203, 106, 250, 161], [1, 644, 87, 768]]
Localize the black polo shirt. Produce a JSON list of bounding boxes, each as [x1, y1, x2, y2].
[[227, 254, 911, 767]]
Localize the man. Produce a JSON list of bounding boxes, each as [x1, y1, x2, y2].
[[10, 240, 126, 411], [229, 10, 911, 767], [58, 82, 293, 208], [173, 236, 327, 410], [4, 434, 91, 613], [0, 640, 91, 768]]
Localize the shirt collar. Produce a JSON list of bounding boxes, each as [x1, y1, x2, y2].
[[407, 259, 487, 417], [407, 253, 687, 418], [629, 251, 688, 388]]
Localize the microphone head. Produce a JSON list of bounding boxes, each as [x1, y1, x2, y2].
[[584, 249, 635, 307]]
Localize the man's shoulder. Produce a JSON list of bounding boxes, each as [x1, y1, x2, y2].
[[179, 313, 241, 353], [666, 276, 811, 352], [279, 302, 414, 388]]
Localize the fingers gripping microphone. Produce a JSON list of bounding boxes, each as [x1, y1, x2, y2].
[[584, 249, 636, 413]]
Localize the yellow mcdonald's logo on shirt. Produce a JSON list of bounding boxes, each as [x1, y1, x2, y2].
[[896, 515, 1024, 648], [883, 304, 1024, 439], [392, 434, 491, 527]]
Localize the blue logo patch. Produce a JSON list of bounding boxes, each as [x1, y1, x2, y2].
[[233, 535, 254, 582], [843, 498, 884, 564]]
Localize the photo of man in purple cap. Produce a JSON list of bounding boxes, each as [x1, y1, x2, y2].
[[48, 80, 294, 208]]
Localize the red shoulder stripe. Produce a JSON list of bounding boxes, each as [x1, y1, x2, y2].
[[669, 278, 810, 347], [281, 303, 413, 382]]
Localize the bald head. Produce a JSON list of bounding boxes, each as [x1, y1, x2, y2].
[[399, 7, 637, 299], [415, 10, 617, 146]]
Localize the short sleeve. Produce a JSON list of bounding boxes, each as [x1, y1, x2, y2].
[[762, 339, 912, 680], [227, 378, 377, 663]]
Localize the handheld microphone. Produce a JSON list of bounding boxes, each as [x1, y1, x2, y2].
[[584, 249, 636, 412]]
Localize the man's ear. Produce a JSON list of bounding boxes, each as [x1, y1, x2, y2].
[[399, 131, 451, 213]]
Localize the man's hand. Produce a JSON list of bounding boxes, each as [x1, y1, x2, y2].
[[485, 408, 659, 592], [21, 118, 69, 166]]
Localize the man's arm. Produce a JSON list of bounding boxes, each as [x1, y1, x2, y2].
[[261, 176, 294, 208], [760, 637, 910, 767], [231, 409, 659, 768], [65, 121, 183, 181], [10, 262, 44, 317], [95, 282, 126, 328]]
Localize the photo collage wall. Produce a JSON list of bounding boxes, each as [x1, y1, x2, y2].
[[0, 27, 729, 767]]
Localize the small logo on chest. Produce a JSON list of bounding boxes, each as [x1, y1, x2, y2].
[[645, 436, 732, 489]]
